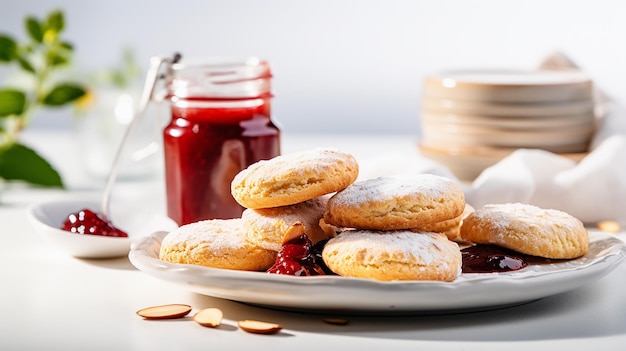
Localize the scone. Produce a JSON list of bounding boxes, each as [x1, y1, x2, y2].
[[459, 203, 589, 259], [159, 219, 276, 271], [415, 204, 475, 241], [322, 230, 461, 281], [231, 148, 359, 209], [241, 196, 336, 252], [324, 174, 465, 230]]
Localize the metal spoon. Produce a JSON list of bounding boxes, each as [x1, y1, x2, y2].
[[99, 55, 174, 220]]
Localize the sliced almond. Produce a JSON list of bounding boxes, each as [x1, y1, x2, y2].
[[238, 320, 283, 334], [193, 308, 223, 328], [281, 221, 306, 245], [323, 317, 349, 325], [136, 304, 192, 320], [598, 220, 621, 234]]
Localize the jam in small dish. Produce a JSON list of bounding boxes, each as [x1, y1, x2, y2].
[[61, 209, 128, 238]]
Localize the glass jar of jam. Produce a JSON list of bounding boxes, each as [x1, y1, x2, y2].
[[163, 57, 280, 225]]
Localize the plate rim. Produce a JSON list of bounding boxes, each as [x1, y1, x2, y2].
[[129, 230, 626, 313]]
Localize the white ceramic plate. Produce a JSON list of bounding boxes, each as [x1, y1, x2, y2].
[[421, 111, 595, 130], [129, 230, 625, 314], [423, 70, 592, 103], [421, 125, 593, 149], [418, 144, 588, 181], [421, 97, 595, 117]]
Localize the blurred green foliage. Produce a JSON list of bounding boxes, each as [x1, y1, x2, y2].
[[0, 10, 86, 187]]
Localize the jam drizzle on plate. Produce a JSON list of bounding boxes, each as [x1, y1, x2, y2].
[[461, 244, 528, 273]]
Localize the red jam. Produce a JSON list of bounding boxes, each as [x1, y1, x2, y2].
[[163, 100, 279, 225], [267, 234, 329, 276], [61, 209, 128, 237], [461, 244, 528, 273]]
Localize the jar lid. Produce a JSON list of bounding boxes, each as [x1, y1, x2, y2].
[[167, 57, 272, 99]]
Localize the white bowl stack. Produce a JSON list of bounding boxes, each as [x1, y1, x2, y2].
[[419, 70, 594, 181]]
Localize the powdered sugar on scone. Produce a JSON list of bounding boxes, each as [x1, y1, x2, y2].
[[241, 196, 335, 252], [324, 174, 465, 230], [460, 203, 589, 259], [322, 230, 461, 281], [159, 219, 276, 271], [231, 148, 358, 209]]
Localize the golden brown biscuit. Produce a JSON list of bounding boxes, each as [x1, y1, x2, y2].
[[324, 174, 465, 230], [459, 203, 589, 259], [322, 230, 461, 281], [416, 204, 475, 241], [241, 196, 336, 252], [231, 148, 359, 209], [159, 219, 276, 271]]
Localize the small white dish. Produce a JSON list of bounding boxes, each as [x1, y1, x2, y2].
[[27, 199, 178, 259]]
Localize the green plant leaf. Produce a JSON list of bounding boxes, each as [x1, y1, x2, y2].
[[0, 89, 26, 117], [45, 10, 64, 33], [0, 143, 63, 187], [16, 54, 36, 73], [47, 50, 68, 66], [0, 9, 82, 189], [0, 35, 17, 62], [42, 83, 85, 106], [59, 41, 73, 51], [25, 16, 43, 42]]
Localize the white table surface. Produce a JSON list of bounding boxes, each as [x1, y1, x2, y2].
[[1, 130, 625, 351]]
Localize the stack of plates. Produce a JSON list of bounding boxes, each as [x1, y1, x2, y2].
[[419, 70, 594, 181]]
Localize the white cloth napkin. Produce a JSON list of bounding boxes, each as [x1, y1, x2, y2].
[[466, 132, 626, 224], [361, 54, 626, 225]]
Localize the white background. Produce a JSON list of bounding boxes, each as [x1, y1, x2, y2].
[[1, 0, 625, 134]]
